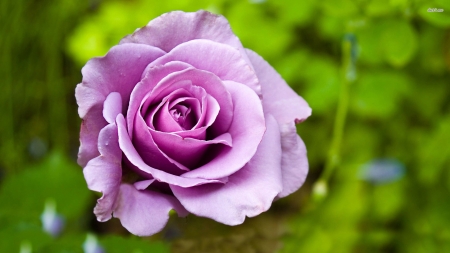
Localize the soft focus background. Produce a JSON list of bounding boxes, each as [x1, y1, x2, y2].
[[1, 0, 449, 252]]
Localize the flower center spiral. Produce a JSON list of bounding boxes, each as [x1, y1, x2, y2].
[[169, 104, 193, 130]]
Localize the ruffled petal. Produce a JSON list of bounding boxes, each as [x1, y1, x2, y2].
[[76, 43, 165, 119], [277, 122, 309, 198], [76, 43, 165, 166], [77, 104, 105, 167], [113, 184, 188, 237], [182, 80, 265, 180], [83, 123, 122, 222], [148, 39, 260, 95], [245, 49, 311, 124], [120, 10, 255, 75], [171, 115, 282, 225], [116, 114, 228, 186]]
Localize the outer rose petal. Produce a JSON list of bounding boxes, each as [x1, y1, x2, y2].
[[245, 49, 312, 124], [76, 43, 165, 166], [149, 40, 260, 95], [83, 123, 122, 222], [113, 184, 188, 237], [245, 49, 310, 198], [171, 115, 283, 225], [78, 104, 106, 167], [76, 43, 165, 118], [120, 10, 255, 74], [277, 122, 309, 198]]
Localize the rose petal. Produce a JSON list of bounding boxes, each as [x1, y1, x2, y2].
[[78, 104, 105, 167], [148, 88, 190, 132], [83, 123, 122, 222], [245, 49, 312, 124], [120, 10, 255, 75], [76, 43, 165, 167], [140, 67, 232, 136], [181, 80, 265, 180], [127, 61, 193, 138], [143, 85, 219, 140], [76, 43, 165, 119], [148, 39, 260, 95], [171, 115, 282, 225], [134, 179, 155, 190], [116, 114, 228, 186], [134, 108, 190, 174], [103, 92, 122, 124], [113, 184, 188, 237], [277, 122, 309, 198], [150, 129, 232, 169]]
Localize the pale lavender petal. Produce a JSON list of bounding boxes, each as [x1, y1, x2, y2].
[[277, 122, 309, 198], [102, 92, 122, 124], [120, 10, 255, 76], [83, 123, 122, 222], [113, 184, 188, 237], [245, 49, 312, 124], [182, 81, 265, 180], [76, 43, 165, 119], [78, 104, 105, 167], [171, 115, 282, 225], [148, 40, 260, 95], [116, 114, 227, 186], [76, 43, 164, 167]]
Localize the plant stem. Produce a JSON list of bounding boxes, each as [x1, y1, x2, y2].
[[315, 34, 355, 190]]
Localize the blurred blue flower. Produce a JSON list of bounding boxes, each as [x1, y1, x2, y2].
[[83, 234, 105, 253], [359, 159, 405, 183], [40, 199, 64, 237]]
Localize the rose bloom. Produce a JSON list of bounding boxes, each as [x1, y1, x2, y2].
[[76, 10, 311, 236]]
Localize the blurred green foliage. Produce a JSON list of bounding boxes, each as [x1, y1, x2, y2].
[[1, 0, 449, 252]]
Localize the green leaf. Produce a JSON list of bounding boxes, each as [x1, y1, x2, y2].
[[357, 20, 385, 65], [417, 117, 450, 185], [321, 0, 359, 17], [226, 1, 292, 61], [301, 57, 340, 115], [0, 152, 91, 226], [417, 0, 450, 27], [372, 181, 405, 221], [365, 0, 395, 16], [351, 70, 410, 118], [417, 24, 448, 74], [101, 235, 170, 253], [0, 223, 52, 253], [381, 19, 418, 67], [271, 0, 318, 26]]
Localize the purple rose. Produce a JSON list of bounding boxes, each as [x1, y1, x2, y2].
[[76, 10, 311, 236]]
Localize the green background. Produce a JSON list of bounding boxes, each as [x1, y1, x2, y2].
[[1, 0, 449, 252]]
